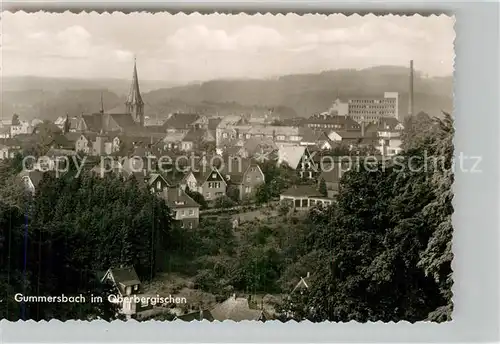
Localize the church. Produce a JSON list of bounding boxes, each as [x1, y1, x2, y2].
[[76, 59, 146, 134]]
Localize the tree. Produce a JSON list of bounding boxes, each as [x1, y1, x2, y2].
[[185, 187, 208, 210], [226, 184, 240, 204], [214, 195, 235, 209], [318, 178, 327, 196]]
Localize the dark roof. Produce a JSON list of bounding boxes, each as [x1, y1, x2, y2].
[[106, 267, 141, 295], [365, 117, 402, 132], [81, 114, 103, 132], [305, 115, 359, 127], [108, 113, 141, 131], [182, 128, 205, 142], [163, 113, 200, 130], [208, 118, 222, 130], [219, 158, 255, 184], [281, 185, 323, 198], [160, 187, 200, 209], [176, 310, 214, 322], [298, 127, 318, 142], [18, 170, 45, 189]]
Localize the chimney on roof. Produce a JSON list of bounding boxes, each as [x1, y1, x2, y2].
[[306, 271, 310, 278], [408, 60, 414, 117]]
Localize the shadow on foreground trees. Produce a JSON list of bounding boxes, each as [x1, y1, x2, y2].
[[0, 165, 176, 321], [284, 112, 454, 323]]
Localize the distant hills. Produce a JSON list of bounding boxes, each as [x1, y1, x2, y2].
[[0, 66, 453, 122]]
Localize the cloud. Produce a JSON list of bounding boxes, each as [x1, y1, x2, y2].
[[166, 25, 285, 53]]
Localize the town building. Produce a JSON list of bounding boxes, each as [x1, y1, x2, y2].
[[220, 158, 265, 201], [277, 145, 318, 179], [100, 267, 153, 319], [160, 187, 200, 229], [191, 167, 227, 201], [347, 92, 399, 123], [10, 120, 33, 137], [279, 185, 335, 210], [303, 113, 360, 132], [18, 170, 45, 194], [162, 113, 202, 134]]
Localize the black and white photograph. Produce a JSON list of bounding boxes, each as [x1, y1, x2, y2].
[[0, 12, 455, 323]]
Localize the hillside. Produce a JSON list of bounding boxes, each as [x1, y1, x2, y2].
[[0, 66, 453, 121]]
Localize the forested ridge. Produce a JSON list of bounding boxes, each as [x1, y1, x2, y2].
[[0, 112, 454, 322]]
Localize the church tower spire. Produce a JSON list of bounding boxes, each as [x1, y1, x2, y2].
[[125, 57, 145, 127]]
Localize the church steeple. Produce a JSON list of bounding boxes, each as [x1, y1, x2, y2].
[[125, 57, 145, 127]]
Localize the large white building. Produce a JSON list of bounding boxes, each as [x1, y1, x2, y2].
[[327, 92, 399, 124]]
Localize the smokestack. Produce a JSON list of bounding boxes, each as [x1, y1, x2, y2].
[[408, 60, 414, 117]]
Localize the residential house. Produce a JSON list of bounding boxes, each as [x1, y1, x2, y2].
[[315, 131, 336, 150], [55, 115, 79, 132], [220, 158, 265, 201], [241, 137, 277, 159], [18, 170, 45, 194], [303, 113, 360, 131], [162, 113, 201, 134], [193, 167, 227, 201], [162, 132, 186, 151], [317, 162, 347, 198], [180, 128, 215, 152], [277, 145, 318, 179], [280, 185, 334, 210], [100, 267, 153, 319], [75, 133, 95, 154], [160, 187, 200, 229], [147, 173, 171, 194], [291, 272, 312, 294], [0, 126, 11, 139], [364, 117, 404, 157], [10, 121, 33, 137]]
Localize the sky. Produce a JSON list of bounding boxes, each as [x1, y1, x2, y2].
[[1, 12, 455, 83]]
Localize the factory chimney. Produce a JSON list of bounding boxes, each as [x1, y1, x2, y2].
[[408, 60, 414, 117]]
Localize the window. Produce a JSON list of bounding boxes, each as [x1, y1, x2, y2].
[[245, 186, 252, 193], [212, 173, 216, 178], [134, 285, 138, 291], [223, 133, 228, 138], [301, 199, 308, 208], [157, 181, 162, 190], [206, 192, 211, 198], [189, 222, 193, 229], [189, 209, 194, 216], [246, 176, 251, 182]]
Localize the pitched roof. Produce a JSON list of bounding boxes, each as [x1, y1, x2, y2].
[[281, 185, 323, 198], [298, 127, 318, 142], [163, 113, 200, 130], [242, 137, 277, 156], [210, 295, 264, 322], [163, 132, 187, 143], [277, 145, 307, 169], [219, 157, 255, 183], [176, 309, 214, 322], [208, 118, 222, 130], [126, 59, 144, 106], [108, 113, 141, 131], [103, 266, 141, 295], [182, 128, 206, 142], [18, 169, 45, 189], [160, 187, 200, 209], [147, 173, 170, 187], [365, 117, 402, 132], [292, 276, 311, 293], [81, 114, 103, 132]]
